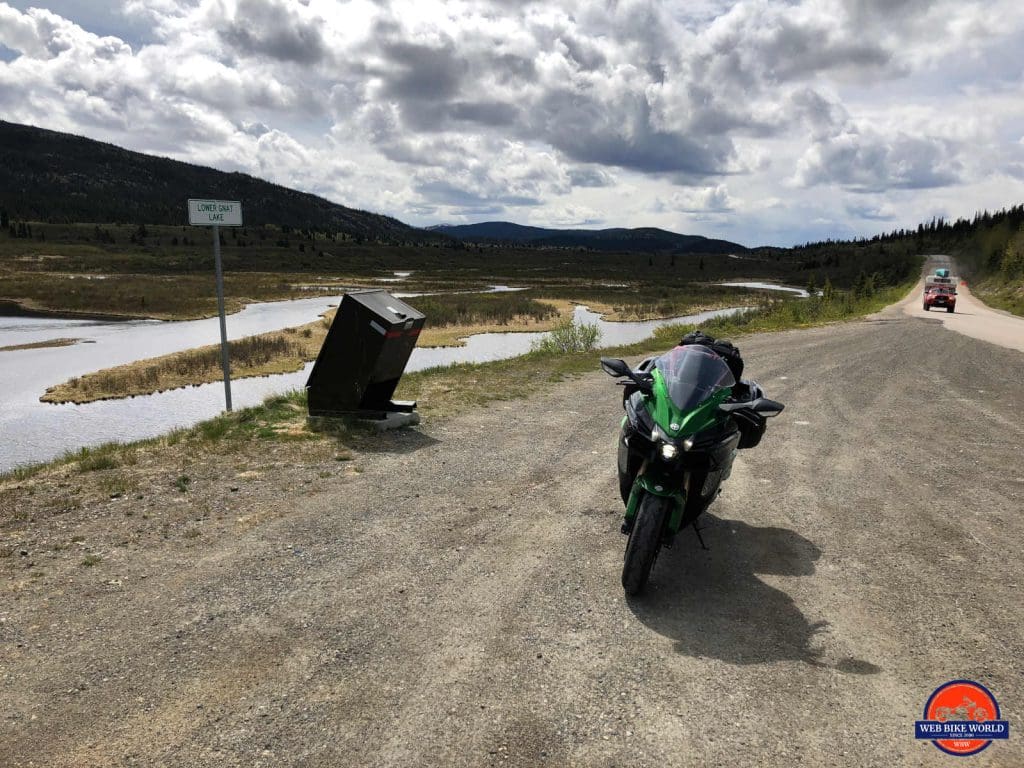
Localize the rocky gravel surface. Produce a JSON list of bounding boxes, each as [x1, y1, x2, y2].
[[2, 293, 1023, 767]]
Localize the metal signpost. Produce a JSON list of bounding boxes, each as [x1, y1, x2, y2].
[[188, 199, 243, 411]]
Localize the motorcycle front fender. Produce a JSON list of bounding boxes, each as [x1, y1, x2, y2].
[[626, 465, 687, 533]]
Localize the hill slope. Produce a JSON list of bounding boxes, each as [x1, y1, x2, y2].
[[430, 221, 747, 253], [0, 121, 443, 243]]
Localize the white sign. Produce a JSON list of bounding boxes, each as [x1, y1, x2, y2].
[[188, 199, 243, 226]]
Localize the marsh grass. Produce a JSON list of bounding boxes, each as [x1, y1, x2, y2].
[[96, 335, 300, 387], [411, 292, 558, 326], [44, 333, 313, 404], [5, 463, 46, 482], [75, 446, 120, 473], [534, 283, 759, 320], [0, 337, 79, 352], [198, 418, 233, 442], [0, 270, 323, 320]]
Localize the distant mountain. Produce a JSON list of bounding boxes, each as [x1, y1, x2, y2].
[[0, 121, 445, 243], [429, 221, 747, 253]]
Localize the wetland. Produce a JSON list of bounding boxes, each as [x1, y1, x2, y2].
[[0, 221, 828, 471]]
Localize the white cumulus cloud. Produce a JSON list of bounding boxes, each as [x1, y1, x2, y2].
[[0, 0, 1023, 244]]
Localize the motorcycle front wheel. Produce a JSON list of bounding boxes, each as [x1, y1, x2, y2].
[[622, 493, 669, 595]]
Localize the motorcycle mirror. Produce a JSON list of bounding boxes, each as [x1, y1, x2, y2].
[[751, 398, 785, 416], [718, 398, 785, 416], [717, 401, 749, 413], [600, 357, 632, 378]]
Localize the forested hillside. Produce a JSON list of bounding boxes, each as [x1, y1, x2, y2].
[[431, 221, 745, 254], [0, 121, 444, 244]]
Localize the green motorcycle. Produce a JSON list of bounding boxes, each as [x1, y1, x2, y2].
[[601, 345, 784, 595]]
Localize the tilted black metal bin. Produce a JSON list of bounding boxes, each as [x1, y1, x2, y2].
[[306, 290, 425, 418]]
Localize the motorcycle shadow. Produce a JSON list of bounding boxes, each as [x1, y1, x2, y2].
[[627, 516, 881, 674]]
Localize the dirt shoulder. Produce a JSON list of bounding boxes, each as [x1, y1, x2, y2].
[[2, 297, 1023, 766]]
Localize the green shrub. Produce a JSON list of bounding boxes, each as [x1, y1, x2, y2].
[[531, 319, 601, 354]]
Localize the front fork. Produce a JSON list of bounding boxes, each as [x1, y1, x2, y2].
[[623, 461, 686, 535]]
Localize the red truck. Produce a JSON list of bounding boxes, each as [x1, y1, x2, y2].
[[924, 285, 956, 313]]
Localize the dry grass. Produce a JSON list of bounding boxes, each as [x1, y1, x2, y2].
[[408, 292, 558, 326], [0, 337, 80, 352], [605, 296, 750, 321], [42, 331, 322, 404], [417, 299, 575, 347]]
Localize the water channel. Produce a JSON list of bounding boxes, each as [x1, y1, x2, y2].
[[718, 281, 809, 297], [0, 282, 804, 472]]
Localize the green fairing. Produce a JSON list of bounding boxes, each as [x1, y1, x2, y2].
[[623, 371, 733, 534], [646, 369, 732, 436], [621, 365, 734, 533]]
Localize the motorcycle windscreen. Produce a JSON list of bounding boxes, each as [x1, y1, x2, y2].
[[654, 345, 736, 412]]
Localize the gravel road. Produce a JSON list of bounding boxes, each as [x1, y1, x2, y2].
[[2, 275, 1023, 767], [905, 255, 1024, 353]]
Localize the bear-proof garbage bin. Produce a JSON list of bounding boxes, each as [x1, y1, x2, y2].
[[306, 290, 425, 418]]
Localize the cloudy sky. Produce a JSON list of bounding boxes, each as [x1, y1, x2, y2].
[[2, 0, 1024, 246]]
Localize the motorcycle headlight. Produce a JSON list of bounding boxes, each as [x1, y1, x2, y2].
[[653, 425, 694, 459]]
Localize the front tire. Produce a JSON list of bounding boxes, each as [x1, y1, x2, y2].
[[947, 306, 954, 313], [923, 304, 929, 311], [622, 493, 669, 595]]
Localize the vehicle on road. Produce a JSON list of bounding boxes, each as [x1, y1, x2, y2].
[[601, 345, 784, 595], [924, 268, 959, 313], [924, 286, 956, 313]]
